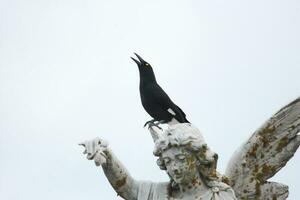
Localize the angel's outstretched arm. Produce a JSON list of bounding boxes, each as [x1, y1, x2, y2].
[[80, 138, 139, 200]]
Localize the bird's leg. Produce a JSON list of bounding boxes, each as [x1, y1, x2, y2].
[[144, 119, 163, 130], [148, 122, 163, 130], [155, 120, 167, 125], [144, 119, 156, 128]]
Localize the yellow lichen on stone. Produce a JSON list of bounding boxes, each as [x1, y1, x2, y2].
[[276, 137, 289, 153]]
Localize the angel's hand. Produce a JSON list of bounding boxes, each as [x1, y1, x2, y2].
[[79, 137, 109, 166]]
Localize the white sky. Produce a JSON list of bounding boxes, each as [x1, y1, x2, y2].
[[0, 0, 299, 199]]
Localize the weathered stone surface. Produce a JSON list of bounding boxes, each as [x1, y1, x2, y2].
[[81, 124, 237, 200], [226, 97, 300, 200], [80, 97, 300, 199]]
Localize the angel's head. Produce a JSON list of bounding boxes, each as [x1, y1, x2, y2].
[[153, 124, 219, 188]]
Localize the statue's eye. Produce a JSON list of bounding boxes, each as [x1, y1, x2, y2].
[[164, 158, 170, 164], [177, 155, 186, 161]]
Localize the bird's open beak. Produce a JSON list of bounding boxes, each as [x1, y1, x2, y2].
[[131, 53, 145, 66], [134, 53, 145, 63], [131, 56, 140, 66]]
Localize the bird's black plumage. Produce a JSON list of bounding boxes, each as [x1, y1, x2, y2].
[[131, 53, 189, 126]]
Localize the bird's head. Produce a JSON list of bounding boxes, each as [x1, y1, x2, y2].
[[131, 53, 156, 82], [131, 53, 152, 69]]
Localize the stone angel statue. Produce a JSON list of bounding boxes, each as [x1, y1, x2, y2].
[[80, 97, 300, 200]]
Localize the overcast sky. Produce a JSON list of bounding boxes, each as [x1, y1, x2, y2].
[[0, 0, 299, 199]]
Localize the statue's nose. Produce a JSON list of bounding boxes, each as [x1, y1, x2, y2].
[[172, 166, 180, 174]]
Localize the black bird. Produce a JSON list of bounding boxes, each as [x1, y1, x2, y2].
[[131, 53, 190, 128]]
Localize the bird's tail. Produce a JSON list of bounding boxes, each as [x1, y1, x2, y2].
[[184, 118, 190, 123], [174, 105, 190, 123]]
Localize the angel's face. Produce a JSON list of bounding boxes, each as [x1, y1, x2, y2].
[[161, 146, 198, 184]]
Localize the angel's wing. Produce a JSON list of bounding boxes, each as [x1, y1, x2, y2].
[[225, 97, 300, 200]]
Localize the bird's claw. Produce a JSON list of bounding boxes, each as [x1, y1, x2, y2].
[[144, 120, 163, 130], [144, 119, 155, 128]]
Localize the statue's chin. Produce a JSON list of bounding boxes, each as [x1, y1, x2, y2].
[[173, 175, 189, 185]]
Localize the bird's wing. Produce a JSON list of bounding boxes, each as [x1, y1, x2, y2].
[[171, 104, 189, 123], [151, 84, 187, 122], [225, 97, 300, 199]]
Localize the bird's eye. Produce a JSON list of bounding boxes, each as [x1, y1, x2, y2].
[[145, 63, 150, 67]]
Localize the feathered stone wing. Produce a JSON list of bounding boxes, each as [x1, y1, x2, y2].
[[225, 97, 300, 200]]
